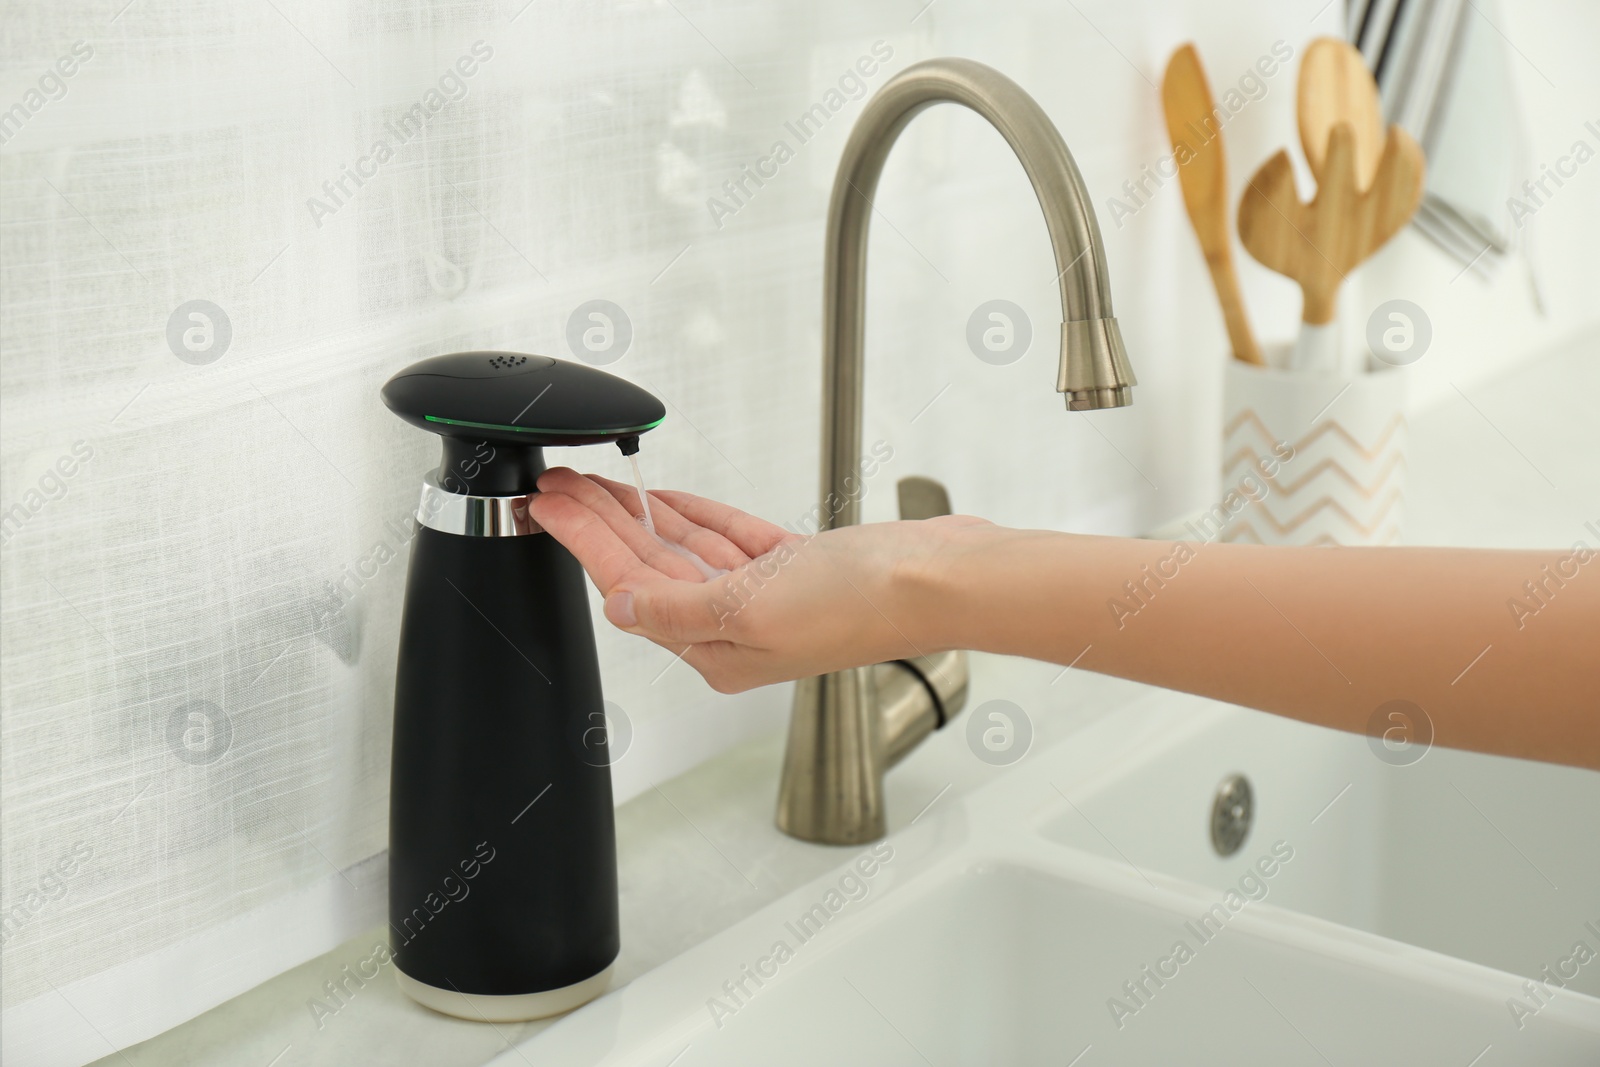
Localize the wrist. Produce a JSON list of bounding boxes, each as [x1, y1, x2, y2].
[[895, 519, 1002, 655]]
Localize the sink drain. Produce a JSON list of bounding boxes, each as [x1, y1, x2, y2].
[[1210, 774, 1253, 857]]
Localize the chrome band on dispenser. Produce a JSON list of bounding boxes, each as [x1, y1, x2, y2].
[[416, 471, 543, 537]]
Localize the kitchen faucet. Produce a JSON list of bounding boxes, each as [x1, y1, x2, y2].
[[776, 58, 1137, 845]]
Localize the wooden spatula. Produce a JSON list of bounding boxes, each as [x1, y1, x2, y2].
[[1162, 43, 1264, 366], [1238, 122, 1425, 329], [1298, 37, 1386, 191]]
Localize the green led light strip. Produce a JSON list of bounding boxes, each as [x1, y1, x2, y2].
[[424, 414, 665, 435]]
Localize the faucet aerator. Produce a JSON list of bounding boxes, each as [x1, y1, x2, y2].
[[1066, 388, 1134, 411], [1058, 317, 1137, 411]]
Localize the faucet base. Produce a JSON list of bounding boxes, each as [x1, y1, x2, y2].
[[777, 652, 969, 845], [777, 668, 886, 846]]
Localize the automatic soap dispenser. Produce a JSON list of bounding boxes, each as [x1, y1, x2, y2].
[[380, 351, 664, 1021]]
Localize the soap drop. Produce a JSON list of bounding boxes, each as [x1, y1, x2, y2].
[[628, 453, 656, 536], [658, 537, 729, 580]]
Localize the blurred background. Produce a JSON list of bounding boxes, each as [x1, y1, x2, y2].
[[2, 1, 1596, 1062]]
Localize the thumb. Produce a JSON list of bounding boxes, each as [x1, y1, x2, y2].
[[608, 579, 738, 644]]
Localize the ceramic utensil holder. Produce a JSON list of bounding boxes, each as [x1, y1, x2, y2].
[[1218, 347, 1408, 546]]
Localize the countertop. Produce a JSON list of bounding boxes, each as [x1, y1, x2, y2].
[[93, 330, 1599, 1067]]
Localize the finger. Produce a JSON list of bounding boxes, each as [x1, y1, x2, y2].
[[648, 488, 793, 558], [536, 469, 707, 582], [527, 490, 663, 594], [587, 473, 749, 572]]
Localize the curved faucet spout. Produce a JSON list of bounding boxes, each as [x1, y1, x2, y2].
[[820, 57, 1135, 531], [778, 58, 1136, 845]]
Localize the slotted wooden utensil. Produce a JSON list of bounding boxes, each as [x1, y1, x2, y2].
[[1162, 43, 1264, 366], [1298, 37, 1386, 191], [1238, 121, 1425, 329]]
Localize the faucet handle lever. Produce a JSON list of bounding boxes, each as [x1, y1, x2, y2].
[[897, 475, 953, 521]]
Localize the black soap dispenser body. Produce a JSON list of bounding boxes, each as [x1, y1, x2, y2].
[[381, 351, 664, 1021]]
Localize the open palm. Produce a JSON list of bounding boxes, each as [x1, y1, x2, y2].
[[527, 468, 981, 692]]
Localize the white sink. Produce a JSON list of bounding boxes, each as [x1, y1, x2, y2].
[[494, 690, 1600, 1066], [1037, 696, 1600, 998]]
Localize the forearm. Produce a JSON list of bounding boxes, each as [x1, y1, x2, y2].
[[916, 526, 1600, 769]]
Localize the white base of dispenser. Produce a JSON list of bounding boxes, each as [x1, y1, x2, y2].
[[396, 962, 615, 1022]]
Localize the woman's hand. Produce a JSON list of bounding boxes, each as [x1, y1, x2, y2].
[[527, 468, 987, 693]]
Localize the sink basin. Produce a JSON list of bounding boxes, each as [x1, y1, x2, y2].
[[1038, 696, 1600, 998], [495, 689, 1600, 1066], [641, 862, 1597, 1065]]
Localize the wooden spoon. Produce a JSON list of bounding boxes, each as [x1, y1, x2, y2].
[[1238, 122, 1425, 328], [1298, 37, 1386, 191], [1162, 43, 1264, 366]]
